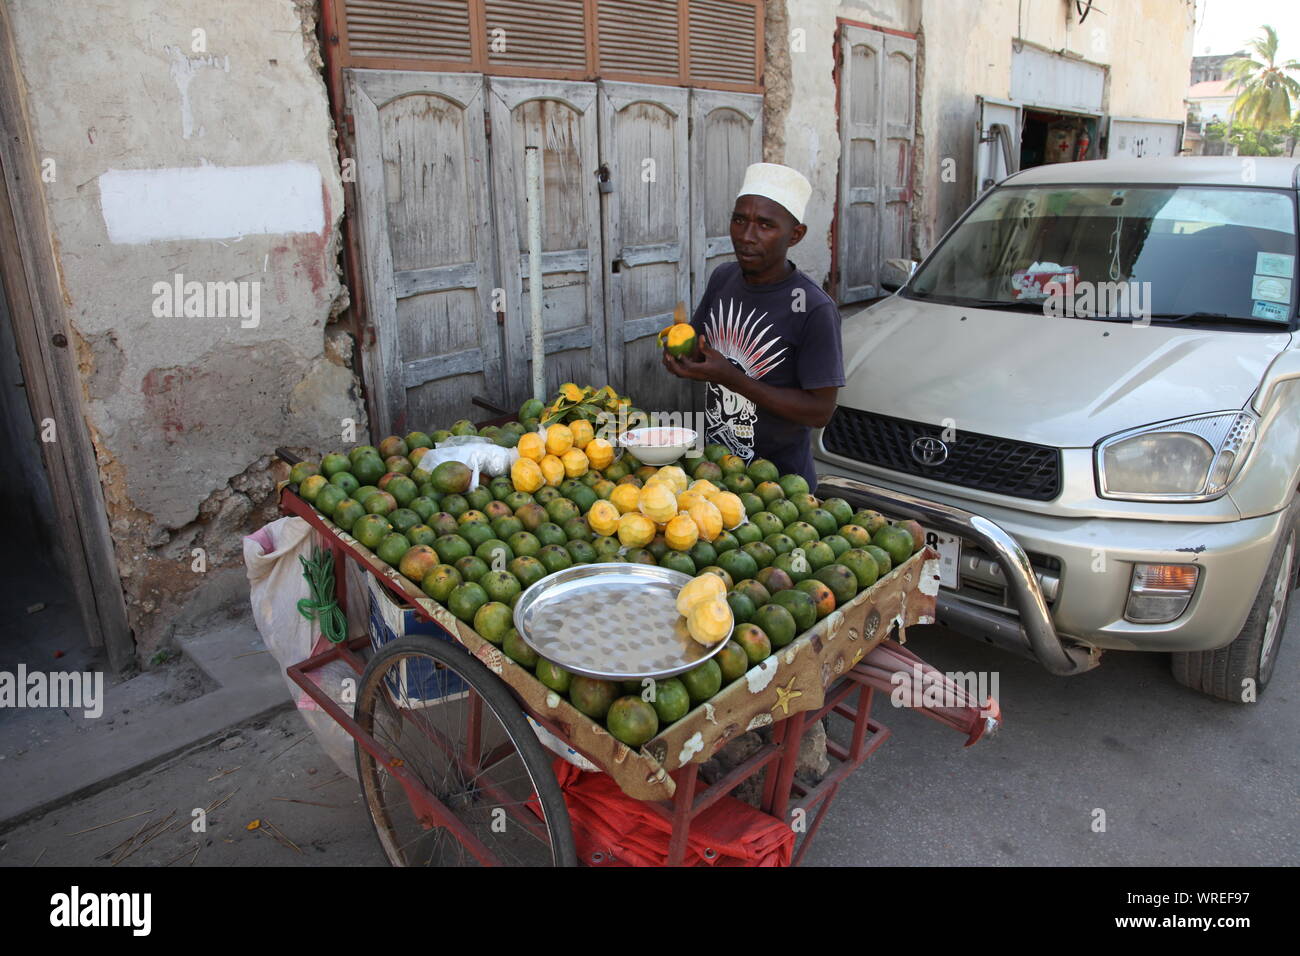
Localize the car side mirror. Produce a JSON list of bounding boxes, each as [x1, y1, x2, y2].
[[880, 258, 918, 293]]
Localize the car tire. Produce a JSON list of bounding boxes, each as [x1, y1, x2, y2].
[[1171, 496, 1298, 702]]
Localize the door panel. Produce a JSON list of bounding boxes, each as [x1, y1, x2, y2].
[[1106, 117, 1183, 159], [975, 95, 1023, 196], [348, 69, 502, 435], [881, 37, 916, 271], [599, 80, 690, 418], [488, 78, 605, 409], [837, 26, 914, 305], [689, 89, 763, 303]]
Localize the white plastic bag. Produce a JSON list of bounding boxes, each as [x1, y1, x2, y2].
[[243, 516, 358, 779], [419, 438, 519, 489]]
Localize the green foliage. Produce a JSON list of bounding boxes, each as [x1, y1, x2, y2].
[[1224, 24, 1300, 131], [1203, 118, 1298, 156]]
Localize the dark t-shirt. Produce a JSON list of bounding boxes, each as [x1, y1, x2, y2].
[[690, 261, 845, 490]]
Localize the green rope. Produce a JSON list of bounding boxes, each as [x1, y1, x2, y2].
[[297, 546, 348, 644]]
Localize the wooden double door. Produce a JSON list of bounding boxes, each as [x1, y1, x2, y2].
[[347, 70, 762, 435]]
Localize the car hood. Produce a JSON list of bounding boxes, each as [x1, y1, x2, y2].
[[836, 297, 1294, 447]]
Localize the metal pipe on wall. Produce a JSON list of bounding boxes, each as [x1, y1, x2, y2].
[[525, 145, 545, 402]]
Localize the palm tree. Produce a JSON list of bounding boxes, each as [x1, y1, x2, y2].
[[1224, 25, 1300, 130]]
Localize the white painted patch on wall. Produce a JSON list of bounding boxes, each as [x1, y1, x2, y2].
[[99, 163, 324, 244], [166, 46, 231, 139]]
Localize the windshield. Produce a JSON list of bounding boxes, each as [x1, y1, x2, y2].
[[906, 184, 1298, 326]]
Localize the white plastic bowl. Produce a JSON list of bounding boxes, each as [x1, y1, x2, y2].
[[618, 427, 697, 465]]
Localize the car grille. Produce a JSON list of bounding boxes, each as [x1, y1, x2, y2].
[[822, 407, 1062, 501]]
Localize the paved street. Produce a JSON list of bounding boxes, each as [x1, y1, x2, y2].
[[3, 592, 1295, 869], [808, 610, 1300, 866]]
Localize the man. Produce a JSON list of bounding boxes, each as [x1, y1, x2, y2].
[[663, 162, 844, 492]]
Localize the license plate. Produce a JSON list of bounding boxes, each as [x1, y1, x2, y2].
[[923, 530, 961, 588]]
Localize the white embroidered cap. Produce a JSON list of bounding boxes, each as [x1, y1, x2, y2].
[[736, 162, 812, 223]]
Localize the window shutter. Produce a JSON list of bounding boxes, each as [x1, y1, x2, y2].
[[596, 0, 681, 80], [483, 0, 589, 74], [343, 0, 474, 64], [331, 1, 763, 91], [687, 0, 760, 88]]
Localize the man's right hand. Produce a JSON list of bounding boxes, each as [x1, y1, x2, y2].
[[664, 335, 741, 390]]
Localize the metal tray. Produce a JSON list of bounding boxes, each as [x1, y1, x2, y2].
[[512, 563, 731, 681]]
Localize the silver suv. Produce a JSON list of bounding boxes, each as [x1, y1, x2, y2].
[[816, 158, 1299, 702]]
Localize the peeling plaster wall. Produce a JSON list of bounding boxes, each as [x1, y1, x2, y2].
[[767, 0, 1194, 285], [8, 0, 364, 660]]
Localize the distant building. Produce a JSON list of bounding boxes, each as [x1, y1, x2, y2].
[[1188, 79, 1237, 124], [1184, 51, 1246, 155], [1190, 51, 1243, 84]]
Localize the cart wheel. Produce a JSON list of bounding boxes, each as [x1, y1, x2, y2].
[[354, 634, 576, 866]]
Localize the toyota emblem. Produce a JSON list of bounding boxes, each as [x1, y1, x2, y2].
[[911, 436, 949, 466]]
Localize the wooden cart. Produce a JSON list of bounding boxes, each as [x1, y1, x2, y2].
[[277, 474, 995, 866]]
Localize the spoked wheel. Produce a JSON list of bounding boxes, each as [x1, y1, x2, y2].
[[354, 634, 576, 866]]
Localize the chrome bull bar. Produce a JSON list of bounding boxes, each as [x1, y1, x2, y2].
[[816, 474, 1097, 676]]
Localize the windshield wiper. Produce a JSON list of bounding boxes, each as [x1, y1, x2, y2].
[[1148, 311, 1290, 328], [953, 298, 1054, 313]]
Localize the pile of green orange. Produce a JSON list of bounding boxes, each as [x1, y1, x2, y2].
[[286, 422, 924, 749]]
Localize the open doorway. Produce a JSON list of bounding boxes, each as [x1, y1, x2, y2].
[[1018, 108, 1099, 168], [0, 3, 132, 672], [0, 260, 93, 676]]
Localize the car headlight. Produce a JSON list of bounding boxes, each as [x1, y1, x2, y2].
[[1096, 412, 1256, 501]]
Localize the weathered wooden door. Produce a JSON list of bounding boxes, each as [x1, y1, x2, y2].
[[347, 70, 504, 437], [689, 89, 763, 303], [836, 26, 916, 304], [488, 78, 605, 411], [599, 80, 691, 418]]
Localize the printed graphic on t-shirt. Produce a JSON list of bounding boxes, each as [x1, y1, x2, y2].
[[701, 298, 787, 461]]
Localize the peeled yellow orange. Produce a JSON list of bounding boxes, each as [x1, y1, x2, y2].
[[676, 489, 708, 513], [511, 457, 544, 493], [539, 454, 566, 486], [544, 423, 573, 457], [654, 465, 688, 494], [687, 598, 733, 646], [638, 481, 678, 524], [665, 513, 699, 552], [561, 447, 589, 478], [688, 499, 723, 542], [707, 491, 745, 529], [676, 573, 726, 616], [587, 499, 620, 537], [517, 432, 545, 462], [617, 512, 656, 548], [585, 437, 614, 470], [569, 419, 594, 449], [610, 483, 641, 515]]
